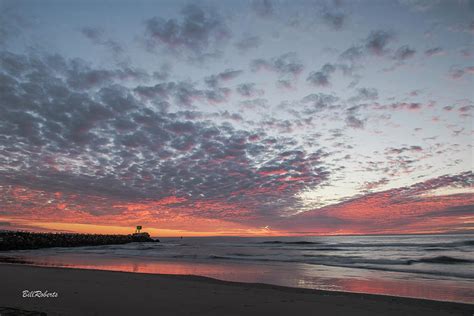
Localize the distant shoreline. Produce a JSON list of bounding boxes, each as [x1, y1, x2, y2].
[[0, 263, 472, 316], [2, 230, 473, 240]]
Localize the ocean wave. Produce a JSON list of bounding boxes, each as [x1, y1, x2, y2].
[[334, 243, 444, 248], [227, 253, 255, 257], [172, 254, 198, 259], [209, 253, 473, 268], [306, 247, 342, 251], [0, 256, 34, 264], [315, 241, 474, 248], [209, 255, 271, 261], [207, 254, 474, 279], [407, 256, 472, 265], [423, 248, 446, 251], [210, 253, 407, 265], [256, 240, 474, 249], [261, 241, 321, 245], [135, 246, 159, 251]]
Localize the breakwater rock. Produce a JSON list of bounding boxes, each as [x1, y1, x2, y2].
[[0, 231, 158, 251]]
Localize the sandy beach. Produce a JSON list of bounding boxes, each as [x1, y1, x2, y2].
[[0, 264, 472, 316]]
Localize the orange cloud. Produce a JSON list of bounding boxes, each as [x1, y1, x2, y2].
[[282, 190, 474, 235], [1, 174, 473, 236]]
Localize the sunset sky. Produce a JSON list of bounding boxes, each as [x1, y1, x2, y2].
[[0, 0, 473, 236]]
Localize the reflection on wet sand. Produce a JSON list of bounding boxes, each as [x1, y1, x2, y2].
[[6, 254, 473, 304]]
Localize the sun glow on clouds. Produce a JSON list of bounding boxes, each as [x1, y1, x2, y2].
[[0, 217, 278, 237], [0, 173, 472, 236], [280, 176, 474, 235]]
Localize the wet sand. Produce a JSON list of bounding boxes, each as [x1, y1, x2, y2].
[[0, 264, 472, 316]]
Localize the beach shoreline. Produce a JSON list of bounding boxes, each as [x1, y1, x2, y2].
[[0, 263, 472, 316]]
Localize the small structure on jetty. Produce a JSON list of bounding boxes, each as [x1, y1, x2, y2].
[[131, 225, 153, 241]]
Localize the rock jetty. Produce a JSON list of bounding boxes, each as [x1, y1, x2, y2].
[[0, 231, 158, 251]]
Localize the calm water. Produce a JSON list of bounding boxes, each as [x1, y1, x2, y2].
[[2, 234, 473, 303]]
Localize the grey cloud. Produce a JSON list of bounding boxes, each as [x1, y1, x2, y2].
[[205, 69, 243, 88], [371, 102, 423, 111], [252, 0, 274, 17], [153, 64, 171, 81], [460, 49, 472, 58], [398, 0, 441, 12], [66, 68, 121, 90], [81, 27, 124, 59], [345, 115, 365, 129], [340, 30, 395, 62], [214, 111, 243, 122], [236, 83, 264, 97], [172, 81, 204, 106], [239, 98, 269, 110], [365, 30, 395, 56], [361, 178, 389, 191], [235, 35, 261, 52], [365, 30, 394, 56], [276, 79, 294, 89], [306, 72, 330, 87], [340, 46, 364, 62], [134, 79, 232, 107], [0, 50, 330, 221], [0, 51, 148, 92], [300, 93, 339, 115], [458, 105, 474, 113], [259, 117, 294, 133], [81, 27, 103, 41], [218, 69, 243, 81], [393, 45, 416, 60], [449, 66, 474, 79], [144, 4, 230, 60], [450, 19, 474, 35], [67, 66, 148, 91], [322, 11, 346, 30], [204, 87, 230, 104], [306, 63, 336, 87], [345, 104, 366, 129], [425, 47, 444, 57], [251, 52, 303, 78], [386, 146, 423, 155], [349, 88, 378, 102], [134, 82, 173, 101], [0, 1, 30, 46]]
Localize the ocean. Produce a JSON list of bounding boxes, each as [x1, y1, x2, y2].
[[2, 234, 473, 303]]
